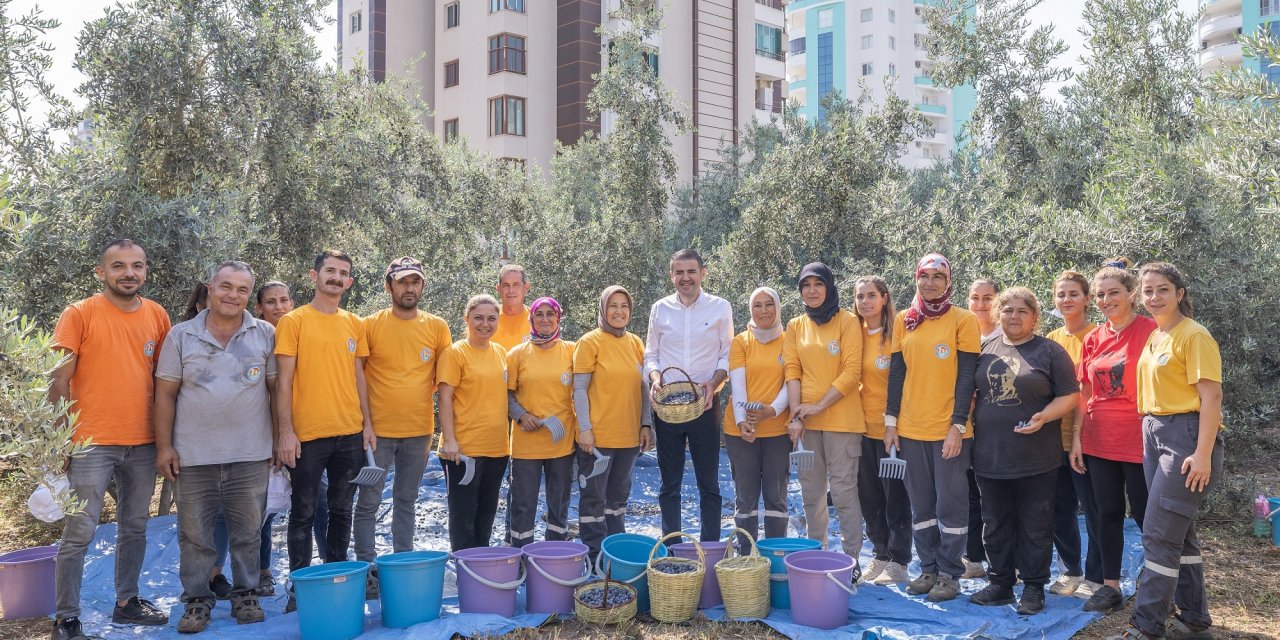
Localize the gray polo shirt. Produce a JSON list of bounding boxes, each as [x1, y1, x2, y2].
[[156, 309, 277, 466]]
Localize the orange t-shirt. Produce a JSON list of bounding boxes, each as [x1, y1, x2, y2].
[[437, 340, 511, 457], [274, 304, 369, 442], [363, 308, 453, 438], [492, 305, 530, 351], [507, 340, 578, 459], [723, 330, 789, 438], [52, 293, 172, 445]]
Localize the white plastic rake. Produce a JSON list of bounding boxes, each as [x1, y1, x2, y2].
[[878, 444, 906, 481], [350, 447, 385, 486], [578, 448, 610, 487], [790, 438, 815, 472], [543, 415, 567, 443]]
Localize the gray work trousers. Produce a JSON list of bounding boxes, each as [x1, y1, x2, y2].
[[1132, 413, 1224, 637], [724, 433, 792, 543], [55, 444, 157, 619], [506, 454, 574, 547], [797, 430, 863, 558], [176, 460, 269, 600], [353, 435, 430, 562], [576, 445, 640, 557], [900, 436, 971, 578]]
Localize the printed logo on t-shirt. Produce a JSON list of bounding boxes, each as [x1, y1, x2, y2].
[[827, 340, 840, 355], [245, 364, 264, 383], [984, 355, 1022, 407], [934, 343, 951, 360], [875, 354, 890, 370], [1156, 352, 1171, 366], [778, 354, 785, 366], [1092, 353, 1126, 398], [143, 340, 156, 357], [560, 371, 573, 386], [346, 338, 357, 353], [420, 347, 433, 363]]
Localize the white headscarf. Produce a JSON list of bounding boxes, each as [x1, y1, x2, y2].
[[748, 287, 783, 344]]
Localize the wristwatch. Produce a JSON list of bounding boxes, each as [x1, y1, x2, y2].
[[952, 422, 967, 435]]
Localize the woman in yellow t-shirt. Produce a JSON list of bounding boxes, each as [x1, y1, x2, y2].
[[572, 286, 653, 559], [782, 262, 865, 560], [725, 287, 791, 543], [437, 294, 510, 551], [852, 275, 911, 586], [505, 297, 577, 547], [883, 252, 980, 603], [1123, 263, 1224, 640]]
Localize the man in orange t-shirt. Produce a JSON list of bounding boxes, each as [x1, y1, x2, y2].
[[491, 264, 531, 350], [49, 239, 172, 640]]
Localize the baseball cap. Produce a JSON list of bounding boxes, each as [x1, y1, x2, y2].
[[385, 257, 424, 281]]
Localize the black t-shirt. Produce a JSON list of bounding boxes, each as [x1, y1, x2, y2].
[[972, 335, 1079, 479]]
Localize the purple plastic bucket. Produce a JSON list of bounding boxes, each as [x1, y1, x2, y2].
[[0, 545, 57, 620], [784, 550, 857, 630], [452, 546, 525, 616], [671, 541, 729, 609], [757, 537, 822, 609], [522, 541, 591, 614]]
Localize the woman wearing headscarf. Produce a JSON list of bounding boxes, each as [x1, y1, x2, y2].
[[782, 263, 866, 561], [505, 297, 577, 547], [573, 286, 653, 559], [884, 253, 980, 603], [725, 287, 792, 542]]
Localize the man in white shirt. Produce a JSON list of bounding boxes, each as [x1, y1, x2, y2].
[[644, 249, 734, 541]]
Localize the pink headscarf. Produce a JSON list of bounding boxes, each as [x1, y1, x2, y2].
[[903, 253, 953, 332], [528, 297, 562, 345]]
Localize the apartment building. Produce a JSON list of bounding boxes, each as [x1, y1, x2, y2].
[[1198, 0, 1280, 83], [339, 0, 788, 183], [783, 0, 975, 168]]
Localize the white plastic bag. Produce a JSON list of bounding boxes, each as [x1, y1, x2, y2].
[[265, 468, 291, 515], [27, 474, 71, 522]]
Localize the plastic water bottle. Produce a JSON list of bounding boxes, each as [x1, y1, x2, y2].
[[1255, 495, 1271, 538]]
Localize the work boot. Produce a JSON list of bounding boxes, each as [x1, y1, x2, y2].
[[906, 571, 937, 595], [927, 573, 961, 602]]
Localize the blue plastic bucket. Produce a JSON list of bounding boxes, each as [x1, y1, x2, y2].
[[291, 561, 369, 640], [599, 533, 667, 613], [375, 550, 448, 628], [1269, 498, 1280, 547], [757, 537, 822, 609]]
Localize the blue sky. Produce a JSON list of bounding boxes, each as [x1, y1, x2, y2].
[[13, 0, 1201, 109]]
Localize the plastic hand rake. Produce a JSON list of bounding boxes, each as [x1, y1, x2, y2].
[[351, 447, 385, 486], [790, 438, 815, 472], [456, 454, 476, 486], [543, 415, 567, 443], [878, 444, 906, 481], [578, 449, 611, 488]]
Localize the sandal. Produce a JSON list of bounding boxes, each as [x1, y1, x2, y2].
[[177, 598, 213, 634], [230, 592, 265, 625]]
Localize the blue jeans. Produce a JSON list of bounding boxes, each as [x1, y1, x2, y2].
[[354, 436, 430, 561], [55, 444, 157, 619], [176, 461, 268, 599]]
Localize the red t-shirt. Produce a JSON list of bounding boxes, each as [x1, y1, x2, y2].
[[1076, 315, 1156, 463]]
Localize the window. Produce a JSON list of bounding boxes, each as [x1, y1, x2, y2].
[[889, 9, 896, 23], [915, 33, 928, 49], [350, 10, 362, 34], [861, 35, 873, 49], [489, 96, 525, 136], [889, 36, 896, 50], [488, 34, 526, 74], [888, 63, 896, 76], [445, 2, 460, 28], [756, 24, 783, 60], [817, 32, 833, 98], [789, 37, 806, 54], [489, 0, 524, 13], [1264, 0, 1280, 17], [860, 8, 872, 22], [443, 119, 459, 143], [861, 62, 873, 76], [817, 8, 834, 28], [607, 42, 658, 75], [444, 60, 459, 87], [500, 157, 527, 171]]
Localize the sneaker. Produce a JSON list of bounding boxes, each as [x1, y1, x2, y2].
[[1166, 614, 1213, 639], [257, 572, 275, 596], [365, 565, 380, 600], [208, 574, 232, 600], [969, 583, 1015, 606], [1017, 585, 1045, 615], [111, 596, 168, 626], [176, 598, 213, 634], [873, 561, 909, 586], [230, 592, 265, 625], [961, 557, 987, 579], [1105, 624, 1158, 640], [906, 572, 938, 595], [1050, 574, 1084, 596], [927, 573, 961, 602], [1075, 579, 1102, 600], [860, 558, 890, 583], [50, 617, 102, 640], [1083, 584, 1125, 613]]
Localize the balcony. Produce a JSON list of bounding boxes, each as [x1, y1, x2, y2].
[[756, 48, 784, 61], [1200, 0, 1242, 18], [1198, 40, 1243, 70], [786, 50, 806, 76], [755, 98, 783, 113], [755, 0, 785, 9], [1198, 12, 1242, 41], [914, 75, 935, 87], [916, 102, 947, 116]]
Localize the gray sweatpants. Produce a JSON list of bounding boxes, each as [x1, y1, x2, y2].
[[1132, 413, 1224, 637], [724, 434, 791, 542], [353, 435, 430, 561], [577, 446, 640, 556], [506, 454, 574, 547], [900, 436, 971, 578], [798, 430, 863, 558]]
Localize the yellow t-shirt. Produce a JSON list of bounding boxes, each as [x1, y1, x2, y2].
[[275, 304, 369, 442], [859, 323, 897, 440], [723, 330, 789, 438], [573, 328, 645, 448], [492, 305, 531, 351], [1136, 319, 1222, 416], [363, 308, 453, 438], [782, 309, 865, 433], [437, 340, 511, 457], [507, 340, 578, 459], [892, 307, 980, 441], [1046, 323, 1096, 450]]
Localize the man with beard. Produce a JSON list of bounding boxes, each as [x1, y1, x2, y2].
[[491, 264, 531, 350], [273, 250, 374, 612], [50, 239, 173, 640], [351, 257, 451, 596]]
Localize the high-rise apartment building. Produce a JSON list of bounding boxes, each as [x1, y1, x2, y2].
[[338, 0, 787, 183], [783, 0, 975, 168], [1198, 0, 1279, 84]]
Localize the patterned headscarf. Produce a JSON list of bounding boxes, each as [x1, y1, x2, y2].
[[528, 297, 562, 345], [904, 252, 953, 332]]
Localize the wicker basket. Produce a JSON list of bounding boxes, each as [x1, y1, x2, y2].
[[574, 580, 637, 625], [715, 528, 771, 619], [646, 532, 706, 623], [652, 367, 705, 424]]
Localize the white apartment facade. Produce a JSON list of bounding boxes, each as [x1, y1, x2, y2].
[[1197, 0, 1279, 83]]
